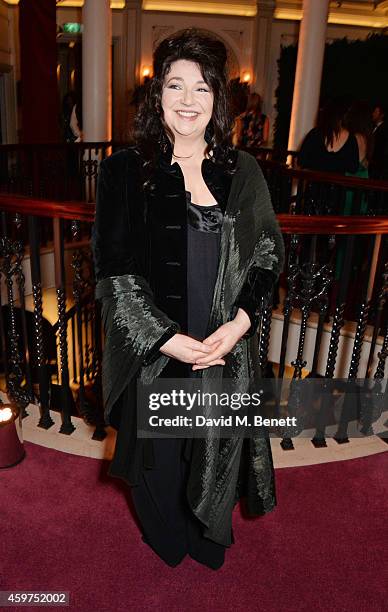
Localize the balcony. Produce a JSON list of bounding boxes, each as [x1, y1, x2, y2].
[[0, 143, 387, 459]]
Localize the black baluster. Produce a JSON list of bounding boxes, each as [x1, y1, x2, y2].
[[71, 315, 77, 384], [71, 220, 87, 421], [90, 297, 106, 441], [53, 217, 75, 435], [311, 235, 355, 447], [84, 306, 91, 380], [28, 215, 53, 429], [278, 241, 297, 449], [334, 235, 374, 444], [13, 214, 34, 407], [0, 212, 30, 415]]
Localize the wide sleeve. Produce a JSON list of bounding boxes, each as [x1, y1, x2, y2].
[[92, 157, 180, 381], [95, 275, 180, 424], [233, 156, 285, 338]]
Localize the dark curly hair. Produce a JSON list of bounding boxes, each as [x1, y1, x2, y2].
[[132, 28, 236, 184]]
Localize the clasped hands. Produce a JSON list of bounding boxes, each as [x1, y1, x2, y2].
[[159, 308, 251, 370]]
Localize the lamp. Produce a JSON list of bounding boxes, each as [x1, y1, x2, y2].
[[242, 71, 251, 84], [0, 401, 25, 469], [142, 66, 152, 81]]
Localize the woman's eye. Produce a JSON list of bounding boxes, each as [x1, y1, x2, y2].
[[197, 88, 210, 93], [167, 84, 181, 90]]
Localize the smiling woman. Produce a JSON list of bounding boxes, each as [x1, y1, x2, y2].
[[162, 60, 214, 136], [92, 28, 284, 571]]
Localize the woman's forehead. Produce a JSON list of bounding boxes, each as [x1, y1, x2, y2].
[[165, 59, 204, 81]]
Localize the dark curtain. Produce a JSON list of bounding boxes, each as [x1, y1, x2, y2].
[[19, 0, 59, 143]]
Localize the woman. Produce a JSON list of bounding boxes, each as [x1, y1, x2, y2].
[[298, 97, 359, 175], [343, 100, 374, 182], [233, 92, 270, 148], [92, 29, 284, 570]]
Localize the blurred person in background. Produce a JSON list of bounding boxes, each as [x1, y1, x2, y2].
[[298, 96, 359, 175], [369, 102, 388, 180], [233, 92, 269, 148]]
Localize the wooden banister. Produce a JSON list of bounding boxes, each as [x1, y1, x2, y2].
[[258, 158, 388, 191], [278, 214, 388, 235], [1, 194, 388, 234], [0, 195, 95, 222]]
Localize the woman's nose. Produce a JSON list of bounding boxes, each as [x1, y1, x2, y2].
[[182, 88, 194, 105]]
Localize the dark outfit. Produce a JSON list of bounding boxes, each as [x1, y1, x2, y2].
[[298, 128, 359, 175], [187, 192, 223, 340], [92, 144, 285, 569], [298, 127, 369, 319], [369, 121, 388, 180], [131, 193, 226, 568]]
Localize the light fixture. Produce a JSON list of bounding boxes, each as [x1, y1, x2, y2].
[[242, 71, 251, 84], [142, 66, 152, 80], [0, 407, 13, 423], [0, 402, 25, 469]]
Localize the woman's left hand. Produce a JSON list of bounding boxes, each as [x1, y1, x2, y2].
[[192, 308, 251, 370]]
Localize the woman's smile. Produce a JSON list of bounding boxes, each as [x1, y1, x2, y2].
[[176, 110, 199, 120]]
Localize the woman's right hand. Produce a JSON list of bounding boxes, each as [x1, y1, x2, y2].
[[159, 333, 225, 366]]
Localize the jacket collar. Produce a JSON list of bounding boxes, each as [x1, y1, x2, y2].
[[156, 138, 234, 215]]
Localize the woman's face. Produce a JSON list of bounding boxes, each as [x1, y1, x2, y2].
[[161, 59, 214, 140]]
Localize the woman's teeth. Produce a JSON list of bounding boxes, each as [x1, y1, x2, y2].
[[177, 111, 198, 117]]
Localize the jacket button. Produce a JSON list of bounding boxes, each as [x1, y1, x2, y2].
[[166, 294, 181, 299]]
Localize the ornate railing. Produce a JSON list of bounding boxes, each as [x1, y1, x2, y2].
[[256, 158, 388, 216], [0, 164, 387, 447], [0, 142, 129, 202]]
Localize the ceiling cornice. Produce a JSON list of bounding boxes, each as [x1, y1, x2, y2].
[[3, 0, 388, 27], [275, 0, 388, 28]]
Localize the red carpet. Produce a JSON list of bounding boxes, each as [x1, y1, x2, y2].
[[1, 441, 387, 612]]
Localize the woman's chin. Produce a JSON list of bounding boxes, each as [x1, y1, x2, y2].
[[172, 126, 201, 138]]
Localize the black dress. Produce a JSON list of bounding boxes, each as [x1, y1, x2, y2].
[[298, 127, 359, 174], [129, 191, 227, 569], [186, 190, 223, 341]]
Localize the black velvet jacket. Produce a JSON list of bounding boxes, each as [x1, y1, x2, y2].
[[93, 145, 277, 357], [92, 144, 285, 546]]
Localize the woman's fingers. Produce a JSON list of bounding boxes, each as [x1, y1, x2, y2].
[[192, 359, 225, 370], [195, 349, 227, 365], [202, 332, 224, 345], [187, 338, 217, 354]]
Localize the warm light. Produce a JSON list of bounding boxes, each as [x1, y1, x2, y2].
[[143, 1, 256, 16], [57, 64, 61, 80], [142, 66, 152, 79], [70, 69, 76, 89], [69, 41, 75, 49], [0, 407, 13, 423], [3, 0, 125, 6], [274, 6, 388, 29], [242, 71, 251, 84]]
